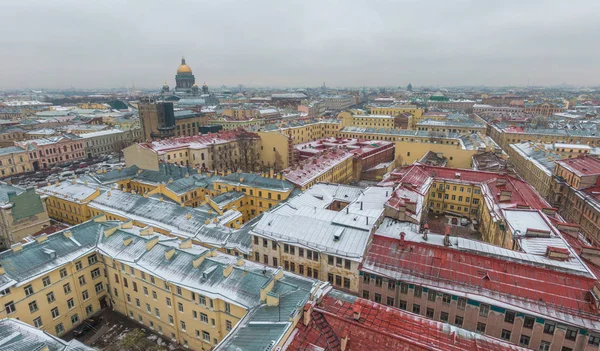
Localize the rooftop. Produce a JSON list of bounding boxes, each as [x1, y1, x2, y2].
[[363, 223, 600, 331], [0, 319, 95, 351], [287, 290, 531, 351], [283, 149, 353, 187], [138, 131, 253, 154], [556, 156, 600, 177]]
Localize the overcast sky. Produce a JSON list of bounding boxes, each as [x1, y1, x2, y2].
[[2, 0, 599, 90]]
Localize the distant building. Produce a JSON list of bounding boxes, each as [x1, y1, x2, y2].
[[17, 134, 85, 170], [0, 183, 50, 248]]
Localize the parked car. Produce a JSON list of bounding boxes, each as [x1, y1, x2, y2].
[[73, 317, 101, 337]]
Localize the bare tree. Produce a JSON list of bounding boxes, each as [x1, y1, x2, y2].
[[236, 130, 261, 172]]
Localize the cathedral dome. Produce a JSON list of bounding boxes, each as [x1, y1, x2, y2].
[[177, 57, 192, 74]]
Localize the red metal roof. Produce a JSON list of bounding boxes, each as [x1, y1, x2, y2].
[[361, 234, 599, 324], [287, 293, 532, 351], [556, 156, 600, 176]]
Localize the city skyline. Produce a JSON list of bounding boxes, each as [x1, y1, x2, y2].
[[2, 0, 600, 89]]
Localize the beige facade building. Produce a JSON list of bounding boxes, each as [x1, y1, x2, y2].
[[0, 184, 50, 248]]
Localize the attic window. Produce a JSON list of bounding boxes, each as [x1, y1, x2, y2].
[[333, 228, 344, 242]]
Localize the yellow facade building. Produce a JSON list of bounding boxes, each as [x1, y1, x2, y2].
[[0, 184, 50, 249], [0, 146, 33, 177], [367, 105, 423, 119], [0, 217, 322, 351]]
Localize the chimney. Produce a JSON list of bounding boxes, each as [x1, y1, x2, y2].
[[223, 264, 233, 277], [496, 178, 507, 186], [63, 230, 72, 239], [123, 238, 133, 246], [499, 190, 512, 202], [340, 328, 350, 351], [303, 302, 314, 326], [165, 248, 176, 260], [179, 238, 192, 249], [360, 201, 363, 210], [444, 226, 451, 246], [11, 243, 22, 252], [140, 226, 154, 236], [400, 232, 405, 246], [36, 234, 48, 243], [352, 305, 362, 321]]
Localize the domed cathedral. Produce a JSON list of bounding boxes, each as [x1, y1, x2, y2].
[[175, 57, 196, 93]]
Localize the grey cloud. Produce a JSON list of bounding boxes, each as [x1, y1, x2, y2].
[[1, 0, 599, 89]]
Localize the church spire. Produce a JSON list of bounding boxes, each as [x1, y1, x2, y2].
[[181, 56, 186, 65]]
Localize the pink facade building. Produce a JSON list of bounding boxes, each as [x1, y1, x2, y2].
[[18, 134, 85, 169]]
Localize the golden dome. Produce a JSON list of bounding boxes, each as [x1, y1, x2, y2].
[[192, 83, 198, 87], [177, 57, 192, 74]]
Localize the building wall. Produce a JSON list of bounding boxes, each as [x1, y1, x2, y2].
[[0, 190, 50, 248], [43, 189, 100, 225], [0, 150, 33, 177], [394, 142, 476, 169], [359, 275, 592, 351], [368, 106, 423, 119], [507, 145, 553, 202], [26, 139, 86, 170], [123, 144, 160, 171], [251, 237, 360, 293], [258, 131, 291, 171]]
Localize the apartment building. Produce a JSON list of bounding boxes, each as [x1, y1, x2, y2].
[[80, 128, 141, 158], [486, 122, 600, 151], [360, 216, 600, 351], [0, 217, 322, 351], [250, 184, 391, 293], [553, 156, 600, 245], [380, 164, 556, 249], [123, 130, 260, 172]]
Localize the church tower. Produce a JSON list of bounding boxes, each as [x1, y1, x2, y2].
[[175, 57, 195, 93]]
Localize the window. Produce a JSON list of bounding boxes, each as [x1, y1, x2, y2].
[[200, 313, 208, 323], [388, 280, 395, 290], [143, 286, 148, 296], [565, 328, 577, 341], [202, 331, 210, 342], [561, 347, 572, 351], [29, 300, 39, 313], [343, 278, 350, 289], [67, 298, 75, 309], [24, 284, 34, 296], [47, 291, 55, 303], [504, 310, 515, 324], [132, 282, 138, 292], [428, 290, 436, 302], [146, 303, 151, 313], [177, 286, 182, 296], [226, 320, 232, 331], [3, 301, 14, 315], [34, 317, 43, 328], [178, 302, 184, 312], [63, 283, 71, 294], [42, 276, 51, 287], [95, 282, 104, 293], [442, 294, 451, 304], [155, 308, 160, 318], [399, 300, 407, 310], [414, 286, 422, 298], [523, 316, 535, 328], [440, 311, 449, 322], [589, 334, 600, 346], [91, 268, 101, 279], [180, 320, 186, 331], [374, 293, 381, 303], [79, 276, 86, 286], [85, 305, 93, 315], [51, 307, 60, 318], [479, 303, 489, 317], [412, 304, 420, 314], [454, 315, 463, 327], [225, 302, 231, 313], [362, 290, 369, 299], [82, 290, 89, 300], [88, 254, 97, 265], [60, 268, 67, 278], [169, 315, 174, 324], [519, 335, 530, 347], [166, 297, 172, 307], [501, 329, 511, 341], [476, 322, 486, 333], [71, 314, 79, 325], [344, 259, 351, 270], [199, 295, 206, 306], [400, 283, 408, 294], [426, 308, 434, 318], [544, 322, 555, 335], [75, 261, 82, 270], [136, 298, 140, 307], [375, 276, 382, 287], [336, 257, 342, 267]]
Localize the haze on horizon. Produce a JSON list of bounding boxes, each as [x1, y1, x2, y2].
[[1, 0, 599, 90]]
